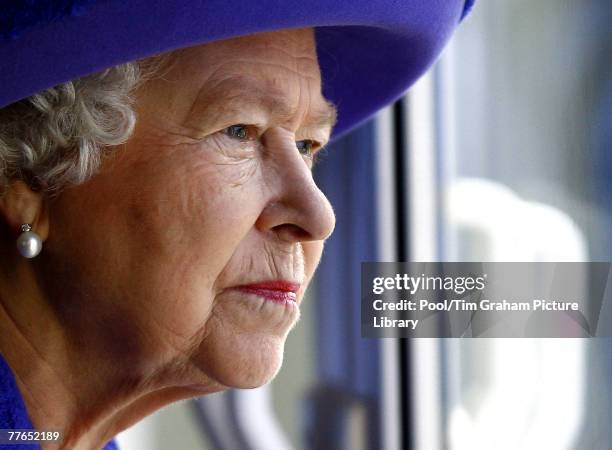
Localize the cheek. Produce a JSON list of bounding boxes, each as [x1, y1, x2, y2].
[[118, 140, 265, 262], [121, 145, 266, 300], [45, 141, 270, 363]]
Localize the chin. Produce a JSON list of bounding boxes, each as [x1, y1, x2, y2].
[[194, 329, 288, 389]]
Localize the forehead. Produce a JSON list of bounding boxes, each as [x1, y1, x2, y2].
[[143, 28, 336, 132], [196, 28, 320, 73]]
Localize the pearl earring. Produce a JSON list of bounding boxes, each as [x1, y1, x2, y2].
[[16, 224, 42, 258]]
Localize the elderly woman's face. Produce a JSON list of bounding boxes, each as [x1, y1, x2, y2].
[[43, 28, 335, 389]]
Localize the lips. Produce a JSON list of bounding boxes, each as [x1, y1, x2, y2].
[[234, 280, 301, 304]]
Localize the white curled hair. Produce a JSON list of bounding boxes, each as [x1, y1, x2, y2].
[[0, 56, 169, 195]]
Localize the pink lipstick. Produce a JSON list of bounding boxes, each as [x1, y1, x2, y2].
[[234, 280, 300, 305]]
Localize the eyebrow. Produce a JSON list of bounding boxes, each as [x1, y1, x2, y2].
[[261, 92, 338, 131], [192, 75, 338, 134]]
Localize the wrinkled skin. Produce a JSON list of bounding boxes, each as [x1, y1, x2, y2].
[[0, 27, 336, 449]]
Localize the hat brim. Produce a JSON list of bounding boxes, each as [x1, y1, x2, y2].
[[0, 0, 468, 141]]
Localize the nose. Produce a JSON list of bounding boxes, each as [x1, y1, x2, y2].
[[256, 130, 336, 243]]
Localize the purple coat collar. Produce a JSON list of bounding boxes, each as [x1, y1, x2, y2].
[[0, 352, 120, 450]]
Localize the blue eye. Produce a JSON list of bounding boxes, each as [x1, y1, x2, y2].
[[225, 124, 250, 140], [224, 125, 319, 161], [296, 140, 316, 157]]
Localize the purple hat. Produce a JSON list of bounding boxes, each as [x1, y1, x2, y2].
[[0, 0, 474, 140]]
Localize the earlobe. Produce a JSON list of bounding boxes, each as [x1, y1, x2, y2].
[[0, 181, 49, 241]]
